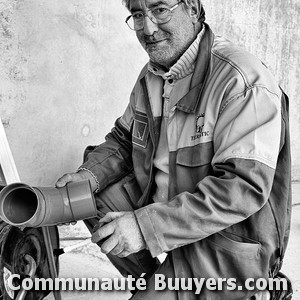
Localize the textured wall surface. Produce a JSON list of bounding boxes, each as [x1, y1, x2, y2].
[[0, 0, 299, 185], [203, 0, 300, 180], [0, 0, 147, 185]]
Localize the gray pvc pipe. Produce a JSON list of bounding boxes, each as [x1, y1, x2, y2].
[[0, 180, 97, 227]]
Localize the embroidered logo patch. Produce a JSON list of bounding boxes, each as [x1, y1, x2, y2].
[[132, 111, 149, 148], [196, 113, 205, 133], [191, 113, 210, 141]]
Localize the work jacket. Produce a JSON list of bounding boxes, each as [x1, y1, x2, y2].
[[80, 24, 291, 299]]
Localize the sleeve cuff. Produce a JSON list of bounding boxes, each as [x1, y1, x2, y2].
[[134, 207, 164, 258], [77, 167, 101, 193]]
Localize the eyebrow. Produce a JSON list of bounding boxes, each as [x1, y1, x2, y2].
[[130, 7, 143, 13], [130, 1, 171, 13], [148, 1, 170, 8]]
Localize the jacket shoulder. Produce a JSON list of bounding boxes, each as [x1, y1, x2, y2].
[[211, 36, 280, 95]]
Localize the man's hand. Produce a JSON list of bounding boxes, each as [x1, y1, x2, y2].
[[91, 212, 146, 257], [55, 170, 97, 192], [55, 170, 97, 226]]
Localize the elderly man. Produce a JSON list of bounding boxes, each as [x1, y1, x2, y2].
[[57, 0, 292, 299]]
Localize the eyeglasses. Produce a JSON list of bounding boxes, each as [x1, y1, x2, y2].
[[125, 2, 183, 31]]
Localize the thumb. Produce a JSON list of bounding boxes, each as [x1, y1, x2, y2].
[[55, 174, 72, 188], [55, 173, 82, 188]]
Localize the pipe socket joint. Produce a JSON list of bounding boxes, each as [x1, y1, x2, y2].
[[0, 180, 97, 227]]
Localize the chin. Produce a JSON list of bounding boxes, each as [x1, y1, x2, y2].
[[148, 50, 176, 68]]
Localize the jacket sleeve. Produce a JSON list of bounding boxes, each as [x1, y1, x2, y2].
[[135, 86, 282, 257], [79, 90, 135, 191]]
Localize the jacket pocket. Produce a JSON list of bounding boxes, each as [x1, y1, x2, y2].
[[185, 230, 264, 299], [207, 230, 261, 259], [95, 172, 142, 213], [175, 142, 214, 193], [188, 230, 263, 298], [176, 142, 214, 167]]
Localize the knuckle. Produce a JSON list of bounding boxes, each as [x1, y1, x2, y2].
[[111, 219, 123, 229], [116, 227, 125, 238], [111, 247, 122, 256], [66, 173, 74, 180]]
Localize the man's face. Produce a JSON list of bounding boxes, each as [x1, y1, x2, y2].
[[129, 0, 197, 68]]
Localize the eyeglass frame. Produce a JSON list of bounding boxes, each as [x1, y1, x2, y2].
[[125, 1, 183, 31]]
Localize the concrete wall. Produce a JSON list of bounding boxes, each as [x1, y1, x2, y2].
[[0, 0, 299, 186], [203, 0, 300, 181], [0, 0, 147, 185]]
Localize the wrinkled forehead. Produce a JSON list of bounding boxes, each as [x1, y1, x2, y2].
[[128, 0, 175, 11]]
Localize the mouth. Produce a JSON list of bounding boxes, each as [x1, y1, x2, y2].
[[145, 39, 167, 47]]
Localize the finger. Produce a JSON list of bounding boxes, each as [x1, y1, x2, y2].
[[70, 221, 77, 226], [101, 236, 119, 255], [55, 173, 74, 188], [57, 222, 70, 226], [91, 222, 115, 243], [99, 212, 124, 224], [109, 242, 125, 256]]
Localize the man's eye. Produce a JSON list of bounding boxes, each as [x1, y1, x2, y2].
[[132, 12, 144, 20], [152, 7, 169, 16]]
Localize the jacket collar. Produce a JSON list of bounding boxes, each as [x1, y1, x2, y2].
[[176, 23, 214, 113], [139, 23, 215, 114]]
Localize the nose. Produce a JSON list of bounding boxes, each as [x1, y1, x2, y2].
[[143, 15, 158, 36]]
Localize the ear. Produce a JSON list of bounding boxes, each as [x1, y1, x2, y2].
[[185, 0, 201, 24]]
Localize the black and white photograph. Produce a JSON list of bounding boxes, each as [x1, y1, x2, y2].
[[0, 0, 299, 299]]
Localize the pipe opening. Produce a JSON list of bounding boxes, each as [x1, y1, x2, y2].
[[3, 188, 38, 224]]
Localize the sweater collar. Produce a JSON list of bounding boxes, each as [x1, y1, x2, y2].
[[148, 26, 206, 81], [139, 23, 215, 114]]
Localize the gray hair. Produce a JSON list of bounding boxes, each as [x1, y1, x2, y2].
[[122, 0, 206, 23]]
